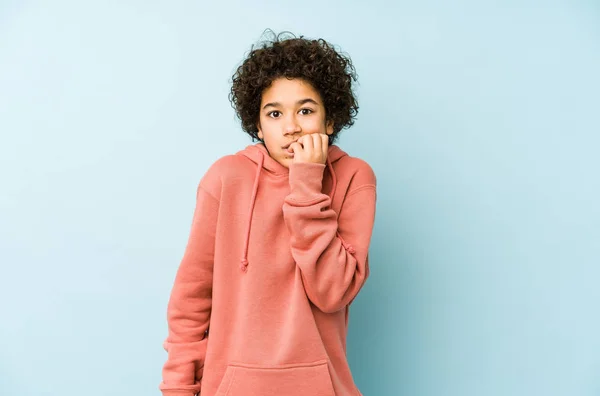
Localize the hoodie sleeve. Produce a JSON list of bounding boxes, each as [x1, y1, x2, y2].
[[282, 161, 377, 314], [160, 183, 218, 396]]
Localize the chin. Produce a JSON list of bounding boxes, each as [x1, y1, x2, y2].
[[279, 157, 292, 168]]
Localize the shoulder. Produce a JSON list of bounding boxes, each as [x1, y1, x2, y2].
[[335, 154, 377, 189], [198, 154, 251, 200], [207, 154, 250, 175]]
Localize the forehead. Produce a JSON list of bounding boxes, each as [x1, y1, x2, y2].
[[261, 78, 322, 104]]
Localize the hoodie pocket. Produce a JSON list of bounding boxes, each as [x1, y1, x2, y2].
[[215, 360, 335, 396]]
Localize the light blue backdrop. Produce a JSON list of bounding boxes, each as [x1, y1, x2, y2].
[[1, 1, 599, 395]]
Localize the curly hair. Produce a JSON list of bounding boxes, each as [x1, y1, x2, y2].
[[229, 30, 359, 144]]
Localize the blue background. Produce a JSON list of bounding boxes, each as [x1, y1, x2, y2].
[[1, 1, 599, 395]]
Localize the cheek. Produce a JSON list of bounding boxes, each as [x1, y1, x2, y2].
[[302, 117, 327, 133], [259, 120, 275, 138]]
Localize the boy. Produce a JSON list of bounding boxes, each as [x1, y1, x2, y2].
[[160, 31, 377, 396]]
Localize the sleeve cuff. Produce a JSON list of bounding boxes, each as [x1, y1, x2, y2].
[[288, 162, 326, 202], [161, 390, 199, 396]]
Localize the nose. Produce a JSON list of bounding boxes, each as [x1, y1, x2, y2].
[[284, 114, 301, 136]]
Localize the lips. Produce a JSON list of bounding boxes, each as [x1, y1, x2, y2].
[[282, 141, 297, 150]]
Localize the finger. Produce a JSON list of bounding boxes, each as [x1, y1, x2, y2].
[[298, 134, 310, 144], [312, 133, 322, 154], [289, 142, 302, 153], [302, 134, 314, 152], [320, 134, 329, 149], [294, 135, 306, 149]]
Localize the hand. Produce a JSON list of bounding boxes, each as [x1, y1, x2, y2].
[[288, 133, 329, 165]]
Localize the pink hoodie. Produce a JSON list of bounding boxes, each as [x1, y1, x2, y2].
[[160, 143, 377, 396]]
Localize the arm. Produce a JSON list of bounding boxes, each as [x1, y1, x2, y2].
[[160, 184, 218, 396], [282, 162, 377, 314]]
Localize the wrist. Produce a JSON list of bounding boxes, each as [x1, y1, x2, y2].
[[288, 162, 325, 201]]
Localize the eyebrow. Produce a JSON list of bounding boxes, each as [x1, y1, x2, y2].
[[262, 98, 320, 110]]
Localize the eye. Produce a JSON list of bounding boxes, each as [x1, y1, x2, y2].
[[299, 108, 314, 115], [268, 111, 281, 118]]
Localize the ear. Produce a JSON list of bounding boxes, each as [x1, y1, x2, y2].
[[326, 120, 334, 136], [257, 122, 264, 140]]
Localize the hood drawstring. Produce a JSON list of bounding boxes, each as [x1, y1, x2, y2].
[[240, 151, 264, 272], [240, 151, 355, 273]]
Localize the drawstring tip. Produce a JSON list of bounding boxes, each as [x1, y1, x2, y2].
[[347, 246, 356, 254], [240, 258, 249, 272]]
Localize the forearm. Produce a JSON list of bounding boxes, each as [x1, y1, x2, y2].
[[283, 163, 376, 313], [160, 186, 218, 393]]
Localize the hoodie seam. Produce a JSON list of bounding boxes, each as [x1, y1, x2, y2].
[[345, 184, 376, 198], [198, 184, 220, 203], [285, 194, 329, 206], [228, 359, 329, 370]]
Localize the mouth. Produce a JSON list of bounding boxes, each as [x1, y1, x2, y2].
[[282, 141, 297, 150]]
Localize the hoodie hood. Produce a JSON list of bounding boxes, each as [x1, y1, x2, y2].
[[234, 143, 348, 272]]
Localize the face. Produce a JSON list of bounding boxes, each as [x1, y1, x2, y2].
[[257, 78, 333, 168]]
